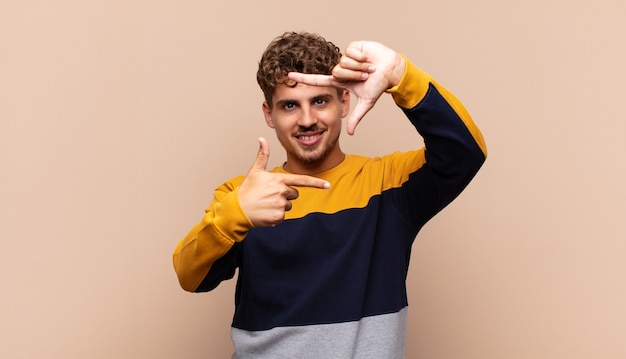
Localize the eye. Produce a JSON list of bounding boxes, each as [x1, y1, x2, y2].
[[282, 102, 297, 110], [313, 97, 328, 106]]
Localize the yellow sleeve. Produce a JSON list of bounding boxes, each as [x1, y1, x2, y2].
[[172, 177, 252, 291]]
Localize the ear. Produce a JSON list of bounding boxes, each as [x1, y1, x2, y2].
[[340, 89, 351, 118], [262, 102, 275, 129]]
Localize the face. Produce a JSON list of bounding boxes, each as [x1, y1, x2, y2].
[[263, 83, 350, 174]]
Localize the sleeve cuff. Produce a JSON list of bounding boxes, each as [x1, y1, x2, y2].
[[386, 54, 433, 109]]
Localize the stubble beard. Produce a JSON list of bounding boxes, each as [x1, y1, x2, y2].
[[296, 145, 331, 167], [290, 132, 339, 168]]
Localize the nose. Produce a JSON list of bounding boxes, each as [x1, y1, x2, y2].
[[297, 106, 317, 128]]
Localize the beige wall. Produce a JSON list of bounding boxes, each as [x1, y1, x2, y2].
[[1, 0, 625, 358]]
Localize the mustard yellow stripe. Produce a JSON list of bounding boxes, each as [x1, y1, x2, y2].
[[280, 153, 426, 220]]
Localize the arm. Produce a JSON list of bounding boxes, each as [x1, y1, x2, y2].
[[172, 179, 250, 292], [173, 138, 331, 292], [387, 58, 487, 228], [288, 40, 485, 153], [387, 57, 486, 159], [289, 41, 486, 226]]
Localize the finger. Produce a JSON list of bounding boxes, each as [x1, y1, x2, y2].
[[287, 72, 338, 87], [344, 41, 369, 61], [251, 137, 270, 171], [338, 56, 375, 73], [332, 66, 371, 82], [285, 186, 299, 201], [346, 99, 376, 135], [331, 56, 375, 82], [281, 173, 330, 189]]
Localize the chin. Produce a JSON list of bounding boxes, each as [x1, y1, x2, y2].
[[293, 147, 329, 167], [297, 153, 325, 167]]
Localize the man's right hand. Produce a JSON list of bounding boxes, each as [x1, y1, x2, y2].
[[238, 137, 330, 227]]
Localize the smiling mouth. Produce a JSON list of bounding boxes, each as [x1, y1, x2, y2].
[[298, 134, 319, 141], [295, 131, 324, 146]]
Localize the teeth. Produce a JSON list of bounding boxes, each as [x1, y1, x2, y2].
[[299, 135, 318, 141]]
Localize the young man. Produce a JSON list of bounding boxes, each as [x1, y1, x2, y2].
[[173, 31, 487, 358]]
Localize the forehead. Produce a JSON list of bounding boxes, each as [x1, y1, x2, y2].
[[271, 83, 339, 106]]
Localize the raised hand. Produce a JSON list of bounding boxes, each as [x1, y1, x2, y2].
[[288, 41, 406, 135], [238, 137, 331, 227]]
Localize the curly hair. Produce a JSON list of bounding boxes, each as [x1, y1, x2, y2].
[[257, 32, 342, 106]]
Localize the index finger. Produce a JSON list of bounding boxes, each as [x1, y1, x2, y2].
[[280, 172, 330, 189], [287, 72, 339, 87]]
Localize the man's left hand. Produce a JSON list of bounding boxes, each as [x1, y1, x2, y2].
[[288, 41, 406, 135]]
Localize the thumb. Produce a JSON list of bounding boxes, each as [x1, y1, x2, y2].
[[251, 137, 270, 170], [346, 100, 375, 135]]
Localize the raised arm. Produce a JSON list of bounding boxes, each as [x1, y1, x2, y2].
[[292, 39, 486, 229]]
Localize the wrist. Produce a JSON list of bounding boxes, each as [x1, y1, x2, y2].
[[388, 53, 407, 89]]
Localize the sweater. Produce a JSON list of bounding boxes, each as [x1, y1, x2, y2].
[[173, 59, 487, 358]]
